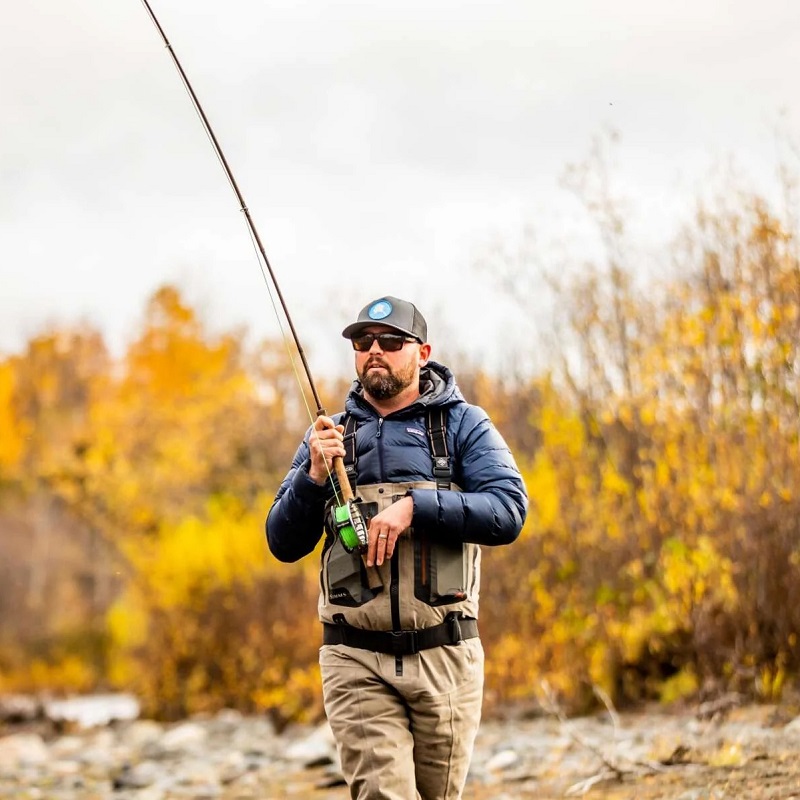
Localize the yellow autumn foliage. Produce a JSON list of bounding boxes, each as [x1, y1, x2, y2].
[[0, 361, 26, 473], [3, 177, 800, 722]]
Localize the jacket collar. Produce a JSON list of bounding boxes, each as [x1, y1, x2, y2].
[[345, 361, 463, 420]]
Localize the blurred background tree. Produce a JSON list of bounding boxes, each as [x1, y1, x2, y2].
[[2, 134, 800, 720]]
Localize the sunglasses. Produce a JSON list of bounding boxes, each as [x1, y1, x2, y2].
[[351, 333, 420, 352]]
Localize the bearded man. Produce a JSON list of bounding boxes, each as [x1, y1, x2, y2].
[[266, 295, 527, 800]]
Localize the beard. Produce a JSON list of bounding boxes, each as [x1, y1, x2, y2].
[[359, 356, 417, 400]]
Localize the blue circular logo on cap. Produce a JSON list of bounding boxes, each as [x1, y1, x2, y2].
[[368, 300, 393, 320]]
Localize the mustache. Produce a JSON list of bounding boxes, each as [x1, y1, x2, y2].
[[364, 357, 390, 371]]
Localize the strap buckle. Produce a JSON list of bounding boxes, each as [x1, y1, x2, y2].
[[446, 612, 462, 644], [432, 456, 451, 489], [389, 630, 419, 655]]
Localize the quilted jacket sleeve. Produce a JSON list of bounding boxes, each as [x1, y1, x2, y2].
[[265, 432, 331, 563], [408, 404, 527, 546]]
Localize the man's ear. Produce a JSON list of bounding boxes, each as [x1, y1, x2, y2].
[[419, 343, 432, 365]]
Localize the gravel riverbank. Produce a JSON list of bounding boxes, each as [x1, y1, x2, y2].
[[2, 696, 800, 798]]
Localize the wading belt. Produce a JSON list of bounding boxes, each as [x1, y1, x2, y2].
[[323, 612, 478, 655]]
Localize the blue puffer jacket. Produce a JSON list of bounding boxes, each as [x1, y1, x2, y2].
[[266, 361, 528, 563]]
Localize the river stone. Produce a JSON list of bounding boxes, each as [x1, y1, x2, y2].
[[44, 694, 140, 728], [50, 759, 82, 776], [284, 721, 336, 766], [49, 735, 84, 758], [218, 750, 248, 784], [174, 757, 222, 785], [485, 749, 521, 771], [0, 695, 41, 723], [158, 721, 209, 752], [120, 719, 164, 750], [784, 715, 800, 733], [112, 759, 162, 789], [0, 733, 49, 767]]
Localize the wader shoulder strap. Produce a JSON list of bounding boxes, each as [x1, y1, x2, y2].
[[341, 413, 358, 492], [427, 406, 452, 490]]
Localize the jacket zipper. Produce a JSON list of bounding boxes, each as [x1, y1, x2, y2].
[[375, 417, 384, 477]]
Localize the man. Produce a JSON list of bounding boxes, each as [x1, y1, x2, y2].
[[266, 295, 527, 800]]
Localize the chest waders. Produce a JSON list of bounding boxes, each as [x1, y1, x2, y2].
[[320, 408, 481, 671]]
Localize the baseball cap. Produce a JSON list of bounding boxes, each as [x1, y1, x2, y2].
[[341, 296, 427, 342]]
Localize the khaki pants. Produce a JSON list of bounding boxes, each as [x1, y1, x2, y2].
[[320, 638, 484, 800]]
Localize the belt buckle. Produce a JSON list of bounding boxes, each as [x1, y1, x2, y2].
[[447, 613, 462, 643], [389, 630, 418, 655]]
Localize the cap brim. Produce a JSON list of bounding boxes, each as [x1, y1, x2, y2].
[[341, 321, 419, 339]]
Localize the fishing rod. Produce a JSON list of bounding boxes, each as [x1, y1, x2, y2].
[[139, 0, 368, 553], [139, 0, 320, 410]]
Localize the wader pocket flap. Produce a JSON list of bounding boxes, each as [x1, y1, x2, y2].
[[414, 536, 467, 606], [326, 539, 380, 607]]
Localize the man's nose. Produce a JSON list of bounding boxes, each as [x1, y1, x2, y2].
[[369, 338, 384, 353]]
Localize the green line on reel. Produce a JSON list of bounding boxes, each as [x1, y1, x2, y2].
[[333, 500, 368, 552]]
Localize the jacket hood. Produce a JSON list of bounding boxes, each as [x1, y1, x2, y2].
[[345, 360, 464, 419]]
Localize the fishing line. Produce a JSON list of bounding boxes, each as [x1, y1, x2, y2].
[[138, 0, 345, 505]]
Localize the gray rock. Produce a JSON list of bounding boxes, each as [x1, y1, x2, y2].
[[784, 715, 800, 733], [119, 719, 164, 750], [44, 693, 140, 728], [218, 750, 248, 784], [0, 732, 49, 767], [48, 735, 84, 758], [50, 759, 82, 776], [112, 759, 162, 789], [284, 721, 336, 767], [157, 721, 209, 753], [485, 749, 520, 771], [0, 694, 41, 723], [173, 757, 222, 786]]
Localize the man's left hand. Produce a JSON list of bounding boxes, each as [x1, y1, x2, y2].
[[366, 496, 413, 567]]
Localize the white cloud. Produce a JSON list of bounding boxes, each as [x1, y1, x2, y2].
[[2, 0, 799, 368]]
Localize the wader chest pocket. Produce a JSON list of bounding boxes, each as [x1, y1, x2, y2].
[[325, 538, 380, 607], [414, 536, 468, 606]]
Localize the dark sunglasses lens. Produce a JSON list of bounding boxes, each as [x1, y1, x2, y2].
[[351, 334, 407, 352], [351, 336, 372, 351], [378, 335, 405, 351]]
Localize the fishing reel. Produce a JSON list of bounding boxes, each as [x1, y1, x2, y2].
[[332, 499, 369, 553]]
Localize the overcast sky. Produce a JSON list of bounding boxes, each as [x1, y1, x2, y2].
[[2, 0, 799, 375]]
